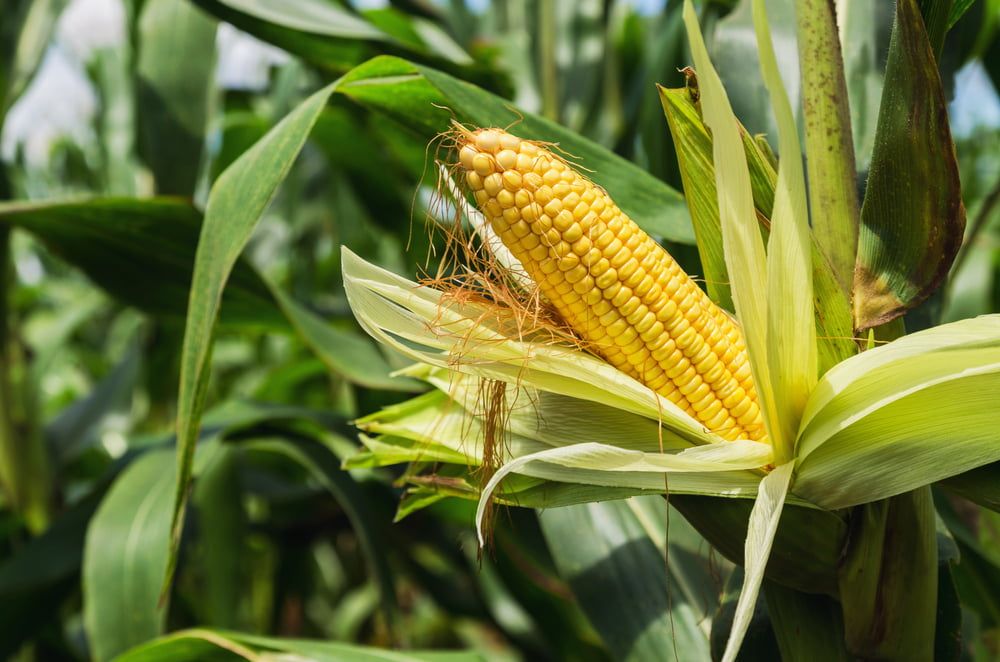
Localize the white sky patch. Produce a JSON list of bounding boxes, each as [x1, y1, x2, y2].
[[215, 23, 290, 91], [1, 46, 98, 165], [2, 0, 125, 167], [950, 62, 1000, 138], [58, 0, 125, 59]]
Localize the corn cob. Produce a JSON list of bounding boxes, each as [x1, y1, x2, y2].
[[455, 127, 765, 442]]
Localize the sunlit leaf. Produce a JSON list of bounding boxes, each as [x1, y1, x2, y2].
[[336, 56, 693, 243], [682, 0, 778, 444], [794, 0, 860, 294], [754, 0, 816, 460], [796, 316, 1000, 509], [721, 462, 794, 662], [169, 81, 338, 598]]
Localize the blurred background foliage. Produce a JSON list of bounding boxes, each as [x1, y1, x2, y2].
[[0, 0, 998, 660]]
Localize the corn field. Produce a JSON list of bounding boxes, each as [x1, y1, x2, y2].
[[2, 0, 1000, 660]]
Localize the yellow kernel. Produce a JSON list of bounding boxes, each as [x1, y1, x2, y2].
[[465, 171, 483, 191], [472, 153, 494, 176], [562, 224, 583, 243], [595, 268, 618, 289], [611, 286, 632, 308], [595, 229, 615, 249], [534, 186, 554, 206], [475, 130, 501, 153], [572, 276, 595, 294], [502, 170, 522, 191], [606, 317, 628, 337], [497, 189, 515, 208], [484, 173, 503, 197], [558, 253, 580, 271], [496, 149, 517, 170], [565, 265, 588, 284], [639, 320, 665, 343], [510, 219, 530, 238], [571, 236, 592, 255], [499, 132, 520, 151], [618, 257, 639, 280], [529, 243, 549, 261], [522, 203, 541, 222], [459, 145, 477, 169], [604, 238, 624, 258], [619, 296, 641, 318]]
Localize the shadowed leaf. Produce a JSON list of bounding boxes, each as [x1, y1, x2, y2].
[[853, 0, 966, 329]]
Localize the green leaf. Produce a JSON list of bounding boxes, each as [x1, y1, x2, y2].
[[754, 0, 817, 460], [853, 0, 966, 329], [0, 198, 285, 328], [682, 0, 778, 448], [763, 583, 850, 661], [658, 84, 776, 311], [269, 283, 421, 392], [939, 498, 1000, 630], [537, 498, 713, 661], [939, 462, 1000, 513], [710, 570, 781, 661], [794, 0, 860, 295], [837, 488, 938, 660], [343, 250, 722, 444], [136, 0, 217, 196], [721, 462, 794, 662], [0, 0, 67, 114], [658, 85, 855, 375], [336, 55, 693, 244], [84, 449, 177, 662], [190, 446, 245, 629], [838, 2, 892, 172], [114, 628, 483, 662], [795, 315, 1000, 509], [947, 0, 980, 28], [355, 369, 769, 503], [244, 436, 399, 633], [0, 493, 100, 658], [708, 0, 797, 140], [169, 81, 338, 599], [671, 494, 845, 596], [191, 0, 498, 88]]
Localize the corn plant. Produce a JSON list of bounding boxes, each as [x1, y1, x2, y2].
[[337, 0, 1000, 659], [2, 0, 1000, 660]]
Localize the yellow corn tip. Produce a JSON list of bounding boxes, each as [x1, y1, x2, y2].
[[456, 127, 765, 442]]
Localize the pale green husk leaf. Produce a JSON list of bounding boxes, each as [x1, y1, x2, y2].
[[475, 439, 772, 545], [795, 315, 1000, 509], [342, 247, 729, 446], [351, 366, 771, 502], [753, 0, 817, 462], [722, 461, 795, 662], [682, 0, 779, 446]]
